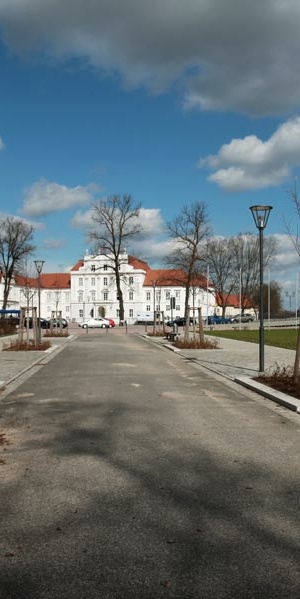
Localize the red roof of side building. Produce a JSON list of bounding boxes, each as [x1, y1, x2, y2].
[[216, 293, 253, 309], [143, 268, 207, 287], [15, 273, 71, 289]]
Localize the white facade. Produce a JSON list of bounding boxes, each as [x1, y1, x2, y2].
[[0, 252, 217, 323]]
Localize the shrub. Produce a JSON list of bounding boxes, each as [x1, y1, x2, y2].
[[3, 339, 51, 351], [174, 338, 219, 350], [44, 331, 69, 338], [255, 364, 300, 399]]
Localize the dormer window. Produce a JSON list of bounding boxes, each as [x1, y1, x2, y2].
[[103, 265, 108, 271], [91, 265, 95, 272]]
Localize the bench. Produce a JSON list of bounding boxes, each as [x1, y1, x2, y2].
[[165, 331, 178, 342]]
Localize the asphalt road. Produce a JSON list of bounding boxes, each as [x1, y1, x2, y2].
[[0, 330, 300, 598]]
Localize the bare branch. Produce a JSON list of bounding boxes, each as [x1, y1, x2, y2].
[[89, 194, 142, 321], [0, 217, 35, 310]]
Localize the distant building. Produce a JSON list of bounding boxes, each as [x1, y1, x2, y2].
[[1, 252, 256, 322], [0, 251, 217, 323]]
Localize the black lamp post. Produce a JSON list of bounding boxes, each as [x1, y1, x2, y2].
[[152, 280, 156, 334], [34, 259, 45, 345], [250, 205, 272, 373]]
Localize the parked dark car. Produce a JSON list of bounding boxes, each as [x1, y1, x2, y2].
[[23, 317, 50, 329], [230, 313, 255, 323], [166, 317, 196, 327], [207, 315, 231, 325], [50, 318, 68, 328]]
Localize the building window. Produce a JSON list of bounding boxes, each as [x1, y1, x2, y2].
[[47, 306, 51, 314], [146, 305, 151, 312], [79, 277, 83, 286], [146, 291, 151, 301], [165, 290, 170, 299], [91, 291, 96, 302], [78, 292, 83, 302], [129, 291, 133, 301], [129, 276, 133, 285], [129, 309, 134, 317], [175, 291, 180, 299], [166, 305, 170, 311], [46, 292, 51, 302], [103, 277, 108, 286], [91, 265, 95, 272], [79, 309, 83, 317], [116, 309, 120, 317], [65, 292, 70, 302], [103, 264, 108, 271], [91, 277, 95, 286], [103, 292, 108, 301], [176, 305, 180, 311], [66, 306, 70, 313]]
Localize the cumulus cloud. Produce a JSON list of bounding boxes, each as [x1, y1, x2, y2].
[[71, 205, 169, 264], [42, 238, 66, 249], [71, 205, 165, 233], [22, 179, 99, 217], [199, 117, 300, 191], [0, 210, 45, 230], [70, 208, 94, 230], [1, 1, 300, 116]]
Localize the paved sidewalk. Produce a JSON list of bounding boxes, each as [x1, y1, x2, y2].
[[146, 333, 300, 414], [0, 332, 74, 390], [1, 327, 300, 414]]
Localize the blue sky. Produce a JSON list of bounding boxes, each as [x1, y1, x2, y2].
[[1, 1, 300, 306]]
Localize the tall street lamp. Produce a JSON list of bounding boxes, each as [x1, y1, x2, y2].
[[250, 205, 272, 373], [152, 280, 156, 334], [34, 259, 45, 345]]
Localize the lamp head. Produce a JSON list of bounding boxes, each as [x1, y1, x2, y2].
[[250, 205, 273, 230], [34, 259, 45, 274]]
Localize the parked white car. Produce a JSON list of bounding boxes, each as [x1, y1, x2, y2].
[[79, 318, 110, 329]]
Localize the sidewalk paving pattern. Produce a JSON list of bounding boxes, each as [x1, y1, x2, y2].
[[0, 327, 299, 598], [0, 327, 300, 413]]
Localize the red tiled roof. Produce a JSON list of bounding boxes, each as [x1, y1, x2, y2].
[[15, 273, 71, 289], [143, 269, 207, 287], [216, 293, 253, 309], [71, 259, 84, 271], [128, 255, 150, 271]]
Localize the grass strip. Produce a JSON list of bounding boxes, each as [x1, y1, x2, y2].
[[205, 328, 298, 350]]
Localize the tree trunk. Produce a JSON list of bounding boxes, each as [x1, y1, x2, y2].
[[198, 307, 205, 344]]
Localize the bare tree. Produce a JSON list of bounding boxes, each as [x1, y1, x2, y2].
[[0, 217, 35, 310], [233, 233, 277, 312], [206, 233, 277, 317], [206, 237, 239, 316], [166, 202, 210, 340], [89, 194, 142, 322]]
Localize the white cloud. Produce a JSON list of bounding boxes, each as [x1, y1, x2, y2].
[[0, 136, 5, 151], [199, 117, 300, 191], [0, 210, 45, 230], [70, 208, 94, 230], [71, 205, 169, 264], [1, 1, 300, 116], [42, 238, 66, 249], [136, 208, 165, 237], [22, 179, 99, 217]]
